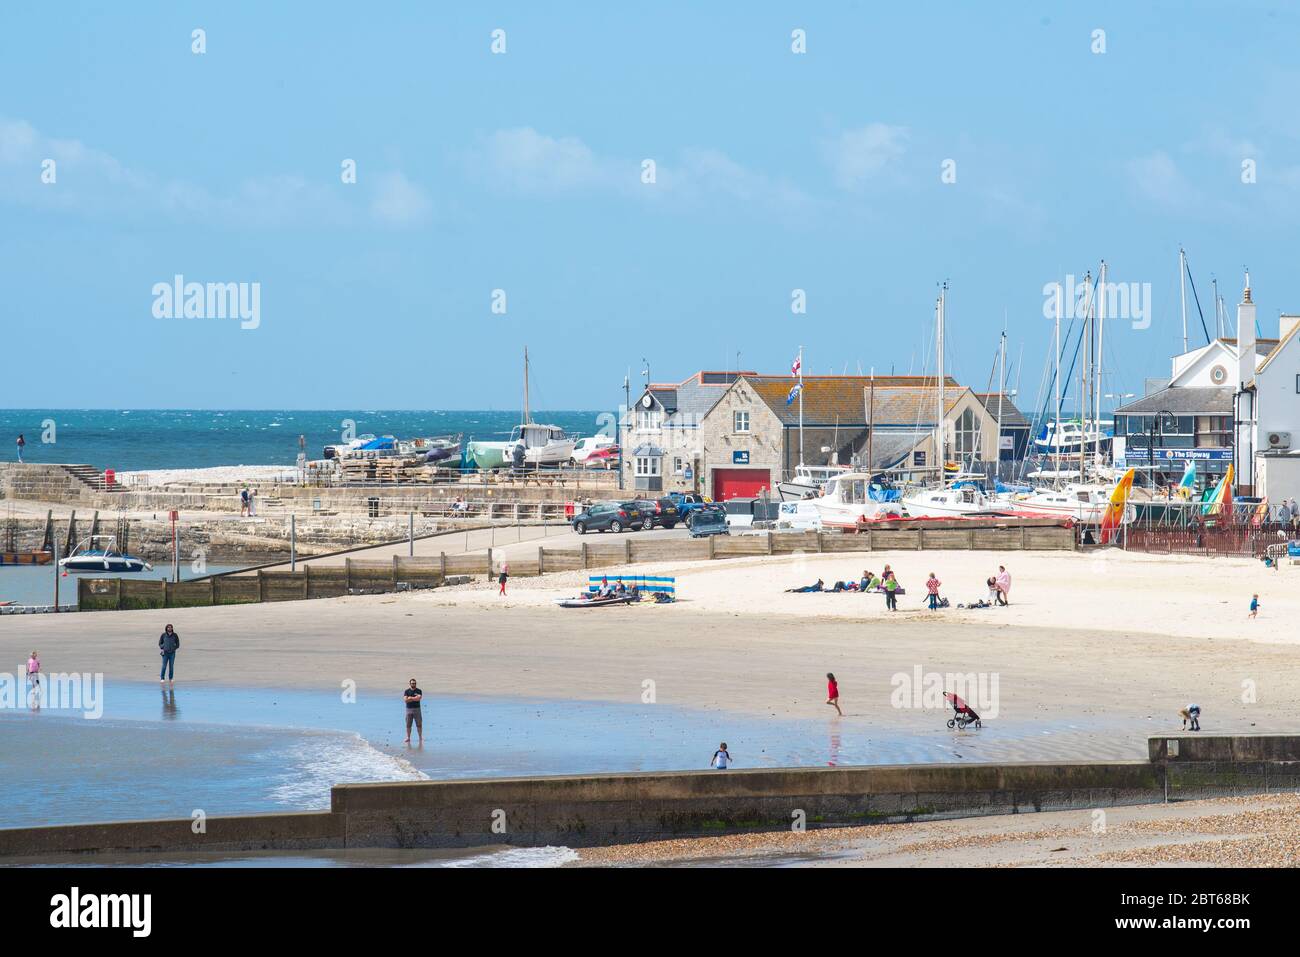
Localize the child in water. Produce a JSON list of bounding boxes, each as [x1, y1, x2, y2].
[[826, 672, 842, 716], [711, 743, 732, 770]]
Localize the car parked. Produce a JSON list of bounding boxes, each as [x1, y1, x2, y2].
[[570, 436, 618, 468], [584, 444, 621, 469], [687, 505, 729, 538], [632, 497, 680, 530], [571, 501, 645, 534], [668, 492, 714, 526]]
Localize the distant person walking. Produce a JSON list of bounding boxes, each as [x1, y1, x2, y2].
[[710, 742, 732, 770], [26, 650, 40, 697], [158, 624, 180, 685], [994, 566, 1011, 606], [925, 572, 942, 610], [403, 678, 424, 745], [1249, 593, 1260, 619], [825, 672, 842, 716], [498, 561, 509, 596], [239, 486, 250, 517], [15, 433, 24, 463]]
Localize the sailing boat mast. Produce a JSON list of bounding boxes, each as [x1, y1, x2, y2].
[[1095, 260, 1106, 469], [523, 347, 531, 425], [997, 321, 1007, 474], [1054, 279, 1062, 489], [1179, 246, 1189, 354], [1078, 271, 1092, 482], [936, 284, 947, 486], [797, 344, 805, 467]]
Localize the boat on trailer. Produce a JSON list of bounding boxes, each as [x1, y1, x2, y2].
[[813, 472, 904, 529]]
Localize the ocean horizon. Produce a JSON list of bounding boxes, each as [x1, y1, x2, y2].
[[0, 409, 610, 472]]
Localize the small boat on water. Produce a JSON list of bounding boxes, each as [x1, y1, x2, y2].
[[813, 472, 904, 529], [59, 535, 152, 573]]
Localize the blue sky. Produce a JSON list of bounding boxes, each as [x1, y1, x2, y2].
[[3, 1, 1299, 413]]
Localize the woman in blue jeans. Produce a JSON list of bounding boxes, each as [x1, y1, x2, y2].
[[158, 624, 180, 685]]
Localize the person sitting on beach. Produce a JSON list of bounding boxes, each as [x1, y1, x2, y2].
[[859, 570, 872, 592], [786, 578, 825, 593], [597, 576, 612, 598], [614, 578, 627, 596]]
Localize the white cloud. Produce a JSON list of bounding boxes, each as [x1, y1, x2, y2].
[[370, 170, 432, 226], [822, 123, 908, 190], [470, 127, 613, 193], [1126, 150, 1198, 208]]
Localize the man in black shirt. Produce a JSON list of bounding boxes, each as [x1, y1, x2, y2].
[[403, 678, 423, 745]]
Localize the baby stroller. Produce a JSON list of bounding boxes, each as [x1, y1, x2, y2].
[[944, 692, 982, 730]]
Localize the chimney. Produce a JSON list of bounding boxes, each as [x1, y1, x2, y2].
[[1237, 273, 1256, 389], [1281, 314, 1300, 344]]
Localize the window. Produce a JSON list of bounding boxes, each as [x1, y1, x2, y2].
[[635, 456, 661, 477], [953, 408, 981, 457], [734, 410, 750, 433], [636, 409, 663, 432], [672, 457, 684, 474], [1195, 415, 1232, 448]]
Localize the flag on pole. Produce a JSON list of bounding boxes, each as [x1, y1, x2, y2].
[[1099, 468, 1135, 544], [791, 354, 801, 378], [786, 382, 803, 405]]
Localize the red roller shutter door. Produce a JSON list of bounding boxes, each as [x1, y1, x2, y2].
[[712, 468, 771, 500]]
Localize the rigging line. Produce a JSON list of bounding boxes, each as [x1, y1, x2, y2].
[[1183, 256, 1212, 345]]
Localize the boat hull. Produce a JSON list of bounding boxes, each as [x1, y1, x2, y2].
[[60, 556, 152, 573]]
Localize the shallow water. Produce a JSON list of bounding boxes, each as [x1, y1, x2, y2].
[[0, 680, 1154, 833], [0, 564, 244, 608]]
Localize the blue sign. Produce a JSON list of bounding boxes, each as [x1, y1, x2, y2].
[[733, 451, 750, 464], [1121, 447, 1232, 463], [683, 466, 693, 480]]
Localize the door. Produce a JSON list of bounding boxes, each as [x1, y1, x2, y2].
[[712, 468, 772, 500]]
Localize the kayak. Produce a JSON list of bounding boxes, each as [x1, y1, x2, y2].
[[554, 595, 636, 609]]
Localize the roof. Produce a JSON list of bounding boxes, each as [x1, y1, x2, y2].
[[639, 371, 757, 425], [1252, 322, 1300, 378], [863, 431, 929, 471], [974, 393, 1030, 429], [1113, 387, 1234, 416], [1217, 337, 1279, 358], [745, 375, 961, 426]]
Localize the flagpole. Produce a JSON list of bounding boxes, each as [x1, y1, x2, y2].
[[798, 345, 804, 467]]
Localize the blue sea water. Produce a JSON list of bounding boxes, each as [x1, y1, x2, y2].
[[0, 409, 608, 471]]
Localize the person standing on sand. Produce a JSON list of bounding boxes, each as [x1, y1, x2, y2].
[[884, 574, 899, 610], [825, 673, 842, 716], [239, 486, 249, 517], [158, 624, 180, 685], [15, 433, 25, 463], [995, 566, 1011, 606], [1249, 593, 1259, 619], [925, 572, 942, 610], [403, 678, 424, 745], [498, 561, 509, 596], [249, 487, 258, 516], [710, 743, 732, 770]]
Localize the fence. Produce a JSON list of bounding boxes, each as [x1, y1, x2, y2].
[[77, 523, 1076, 610]]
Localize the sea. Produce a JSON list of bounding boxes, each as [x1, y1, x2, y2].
[[0, 409, 608, 472]]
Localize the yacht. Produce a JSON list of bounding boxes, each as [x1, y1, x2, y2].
[[1033, 419, 1112, 455], [813, 472, 904, 529], [900, 485, 1009, 519], [998, 483, 1136, 525]]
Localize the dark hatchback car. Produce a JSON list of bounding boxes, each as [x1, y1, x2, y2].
[[632, 497, 680, 530], [572, 501, 645, 534], [687, 505, 729, 538]]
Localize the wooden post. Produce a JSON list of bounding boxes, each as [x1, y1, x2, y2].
[[257, 570, 266, 602], [1020, 526, 1027, 549], [816, 531, 824, 553], [582, 542, 589, 568], [439, 552, 447, 579], [708, 534, 715, 560], [864, 528, 872, 551], [114, 578, 123, 610], [538, 546, 545, 575], [210, 577, 217, 605], [345, 558, 353, 592], [393, 555, 400, 584], [487, 547, 494, 581], [767, 531, 774, 555], [303, 565, 311, 600], [624, 538, 632, 564]]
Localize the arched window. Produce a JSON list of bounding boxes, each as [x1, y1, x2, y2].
[[954, 408, 981, 457]]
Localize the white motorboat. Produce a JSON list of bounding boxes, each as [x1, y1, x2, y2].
[[998, 483, 1136, 525], [813, 473, 904, 529], [777, 464, 850, 502], [514, 423, 576, 466], [1033, 419, 1112, 454], [900, 485, 1008, 519], [59, 535, 153, 573]]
